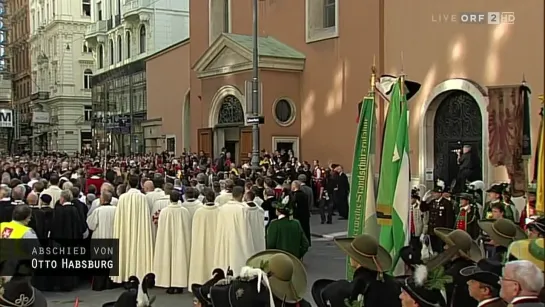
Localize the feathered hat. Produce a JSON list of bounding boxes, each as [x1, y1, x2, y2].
[[400, 264, 450, 307], [191, 268, 226, 306], [433, 179, 445, 193]]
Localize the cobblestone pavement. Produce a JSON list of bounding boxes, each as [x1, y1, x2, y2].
[[44, 214, 349, 306]]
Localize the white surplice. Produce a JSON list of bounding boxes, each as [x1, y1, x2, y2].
[[154, 202, 192, 288], [181, 199, 204, 219], [214, 193, 233, 206], [40, 185, 62, 208], [150, 196, 170, 237], [188, 203, 220, 288], [112, 188, 154, 283], [213, 200, 254, 274], [245, 204, 266, 254], [86, 203, 116, 239], [146, 188, 165, 214]]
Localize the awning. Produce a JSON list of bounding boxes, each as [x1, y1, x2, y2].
[[29, 133, 47, 139]]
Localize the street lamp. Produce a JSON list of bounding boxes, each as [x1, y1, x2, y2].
[[250, 0, 261, 171]]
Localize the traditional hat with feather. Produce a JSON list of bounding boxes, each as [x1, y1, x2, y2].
[[191, 268, 226, 307], [433, 179, 446, 193], [399, 264, 451, 307], [101, 273, 155, 307], [375, 74, 421, 102], [486, 184, 504, 195], [398, 246, 458, 307], [246, 249, 307, 304]]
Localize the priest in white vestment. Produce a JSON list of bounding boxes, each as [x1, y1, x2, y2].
[[151, 183, 173, 237], [153, 189, 192, 293], [87, 190, 116, 239], [112, 175, 154, 283], [86, 190, 117, 291], [188, 189, 221, 288], [214, 179, 234, 206], [244, 190, 266, 254], [181, 187, 203, 219], [145, 175, 166, 213], [213, 186, 255, 274], [88, 183, 118, 216]]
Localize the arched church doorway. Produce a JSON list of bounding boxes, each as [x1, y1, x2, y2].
[[214, 95, 252, 165], [433, 90, 483, 188]]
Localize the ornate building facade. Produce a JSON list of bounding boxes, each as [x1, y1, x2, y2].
[[84, 0, 189, 154], [28, 0, 94, 153]]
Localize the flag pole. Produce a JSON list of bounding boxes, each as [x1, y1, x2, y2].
[[400, 52, 405, 97], [522, 73, 530, 219], [369, 55, 376, 96]]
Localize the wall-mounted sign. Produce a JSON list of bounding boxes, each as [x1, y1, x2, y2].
[[0, 109, 13, 128], [32, 112, 50, 124]]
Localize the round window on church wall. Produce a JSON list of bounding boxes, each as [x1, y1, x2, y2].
[[273, 98, 296, 126]]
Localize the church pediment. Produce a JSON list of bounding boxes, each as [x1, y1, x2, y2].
[[193, 33, 306, 79], [204, 46, 252, 71]]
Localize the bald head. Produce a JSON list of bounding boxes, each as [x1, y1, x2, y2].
[[143, 180, 154, 193], [27, 193, 38, 205]]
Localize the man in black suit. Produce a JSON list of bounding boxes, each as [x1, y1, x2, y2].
[[292, 180, 311, 245], [454, 144, 480, 193], [334, 165, 350, 220]]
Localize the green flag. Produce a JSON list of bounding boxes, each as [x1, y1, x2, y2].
[[346, 94, 378, 279], [376, 78, 411, 274]]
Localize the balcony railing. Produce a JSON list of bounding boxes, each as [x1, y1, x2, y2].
[[107, 19, 113, 31], [85, 20, 108, 37], [123, 0, 152, 17]]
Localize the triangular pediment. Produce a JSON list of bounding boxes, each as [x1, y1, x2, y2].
[[204, 46, 251, 71], [193, 33, 305, 79]]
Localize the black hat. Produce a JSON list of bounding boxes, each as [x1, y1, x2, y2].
[[486, 184, 504, 194], [0, 277, 36, 307], [399, 266, 448, 307], [311, 279, 351, 307], [459, 258, 502, 289], [399, 246, 423, 268], [458, 193, 473, 201], [527, 217, 545, 236], [226, 277, 271, 307], [411, 187, 420, 200], [375, 74, 421, 102], [311, 279, 335, 307], [432, 179, 446, 193], [39, 194, 52, 204], [191, 268, 226, 306]]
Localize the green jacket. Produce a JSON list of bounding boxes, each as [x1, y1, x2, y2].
[[266, 217, 309, 259]]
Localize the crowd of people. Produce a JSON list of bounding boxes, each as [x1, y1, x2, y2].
[[0, 150, 543, 307], [0, 150, 351, 306]]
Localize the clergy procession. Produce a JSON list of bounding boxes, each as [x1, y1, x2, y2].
[[0, 71, 544, 307]]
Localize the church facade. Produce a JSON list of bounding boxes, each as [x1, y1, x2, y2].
[[145, 0, 544, 188]]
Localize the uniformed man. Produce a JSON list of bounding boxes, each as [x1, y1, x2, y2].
[[455, 192, 480, 239], [409, 187, 428, 252], [420, 182, 455, 253], [501, 184, 518, 223]]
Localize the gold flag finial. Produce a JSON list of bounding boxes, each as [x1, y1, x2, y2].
[[369, 55, 376, 94], [522, 72, 526, 84], [539, 94, 544, 103]]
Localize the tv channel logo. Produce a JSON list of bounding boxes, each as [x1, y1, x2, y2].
[[488, 12, 515, 24]]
